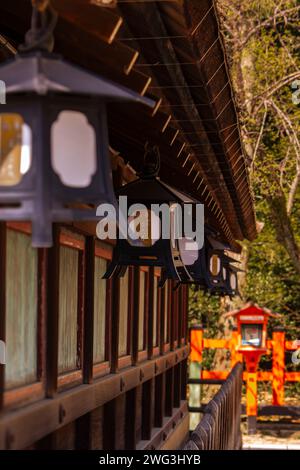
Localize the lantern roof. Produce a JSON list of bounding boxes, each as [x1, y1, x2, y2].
[[224, 302, 282, 319], [117, 176, 198, 205], [207, 235, 233, 252], [0, 52, 155, 107]]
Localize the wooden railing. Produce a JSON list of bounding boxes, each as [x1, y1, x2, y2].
[[184, 363, 243, 450]]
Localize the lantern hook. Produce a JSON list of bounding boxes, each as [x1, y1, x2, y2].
[[19, 0, 58, 53], [138, 142, 160, 179]]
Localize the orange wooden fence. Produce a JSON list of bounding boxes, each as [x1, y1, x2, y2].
[[190, 326, 300, 413]]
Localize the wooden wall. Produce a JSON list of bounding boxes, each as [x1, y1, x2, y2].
[[0, 222, 189, 450]]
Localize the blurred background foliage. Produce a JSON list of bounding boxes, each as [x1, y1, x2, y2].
[[189, 1, 300, 385]]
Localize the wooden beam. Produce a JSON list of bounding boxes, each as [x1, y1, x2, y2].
[[56, 32, 151, 96], [52, 0, 123, 44], [0, 346, 188, 449], [55, 19, 139, 75]]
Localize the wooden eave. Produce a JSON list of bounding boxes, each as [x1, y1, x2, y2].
[[0, 0, 256, 247]]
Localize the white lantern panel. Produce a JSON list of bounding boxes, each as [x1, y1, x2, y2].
[[178, 238, 199, 266], [51, 111, 96, 188], [210, 254, 221, 276]]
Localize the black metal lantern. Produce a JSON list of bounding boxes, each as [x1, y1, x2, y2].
[[0, 2, 154, 246], [185, 232, 241, 296], [104, 144, 203, 286], [221, 257, 241, 297]]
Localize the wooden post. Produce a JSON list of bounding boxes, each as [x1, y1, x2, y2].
[[83, 236, 95, 384], [230, 326, 242, 368], [244, 352, 261, 435], [272, 327, 285, 406], [0, 223, 6, 412], [246, 371, 257, 434], [189, 325, 203, 430], [46, 225, 60, 398]]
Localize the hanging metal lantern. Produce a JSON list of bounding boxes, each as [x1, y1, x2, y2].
[[181, 230, 240, 295], [221, 256, 241, 297], [0, 1, 154, 246], [104, 143, 203, 286]]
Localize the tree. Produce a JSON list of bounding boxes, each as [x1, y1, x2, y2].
[[217, 0, 300, 273]]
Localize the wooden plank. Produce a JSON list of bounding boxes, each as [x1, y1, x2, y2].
[[75, 413, 90, 450], [103, 399, 116, 450], [0, 346, 188, 449], [115, 394, 126, 450], [177, 288, 183, 345], [202, 370, 229, 380], [56, 20, 138, 75], [0, 224, 6, 411], [285, 372, 300, 382], [139, 401, 188, 451], [154, 372, 165, 429], [135, 385, 142, 446], [132, 268, 140, 366], [173, 363, 181, 408], [90, 406, 104, 450], [56, 36, 151, 96], [203, 338, 230, 349], [110, 276, 120, 373], [52, 0, 123, 44], [83, 237, 95, 384], [181, 360, 188, 400], [165, 368, 174, 417], [141, 379, 154, 440], [37, 249, 47, 385], [125, 388, 137, 449], [118, 270, 129, 357], [51, 422, 76, 450], [159, 284, 166, 355], [46, 226, 60, 398], [147, 267, 154, 359]]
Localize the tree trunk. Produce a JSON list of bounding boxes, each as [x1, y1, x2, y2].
[[267, 192, 300, 274]]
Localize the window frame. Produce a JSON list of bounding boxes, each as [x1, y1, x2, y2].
[[57, 228, 85, 392], [3, 222, 45, 410], [92, 241, 111, 379]]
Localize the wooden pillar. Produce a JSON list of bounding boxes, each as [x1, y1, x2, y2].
[[46, 225, 60, 398], [147, 267, 154, 360], [0, 223, 6, 411], [110, 275, 120, 373], [246, 371, 258, 435], [230, 326, 243, 368], [189, 325, 203, 430], [244, 352, 261, 435], [125, 385, 142, 449], [142, 379, 155, 440], [173, 363, 181, 408], [83, 236, 95, 384], [154, 372, 165, 428], [165, 367, 174, 417], [272, 327, 285, 406], [132, 267, 140, 366]]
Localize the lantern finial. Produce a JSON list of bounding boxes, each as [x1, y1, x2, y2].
[[19, 0, 58, 53], [138, 142, 160, 179]]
